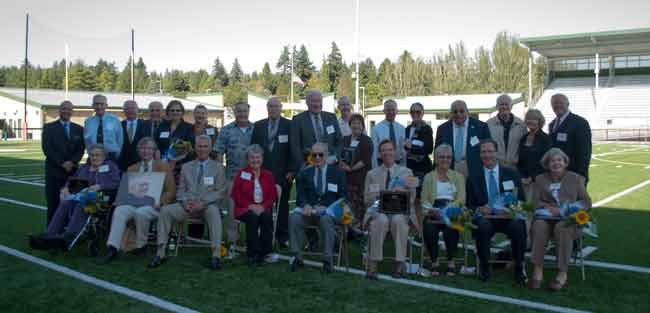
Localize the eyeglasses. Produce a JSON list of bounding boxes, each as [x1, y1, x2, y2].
[[453, 110, 466, 114], [313, 153, 325, 158], [410, 110, 423, 114], [437, 155, 452, 160]]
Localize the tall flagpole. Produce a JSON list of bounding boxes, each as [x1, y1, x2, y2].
[[65, 43, 69, 100], [354, 0, 360, 113], [130, 28, 135, 100], [290, 46, 294, 104], [23, 13, 29, 141]]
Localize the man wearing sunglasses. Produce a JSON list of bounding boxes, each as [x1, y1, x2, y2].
[[83, 94, 123, 161], [434, 100, 490, 178], [288, 143, 347, 274], [371, 99, 406, 168]]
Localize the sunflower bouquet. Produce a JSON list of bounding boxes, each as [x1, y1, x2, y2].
[[164, 139, 193, 161], [322, 198, 352, 224]]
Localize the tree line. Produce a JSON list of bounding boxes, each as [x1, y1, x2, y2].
[[0, 31, 546, 107]]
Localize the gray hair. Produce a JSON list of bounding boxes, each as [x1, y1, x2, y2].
[[148, 101, 163, 109], [496, 94, 512, 106], [434, 143, 453, 157], [87, 144, 106, 156], [246, 144, 265, 158], [551, 93, 570, 106], [306, 90, 322, 102], [92, 94, 107, 105], [524, 109, 546, 128], [123, 100, 138, 109], [136, 136, 158, 151], [311, 142, 329, 156], [234, 102, 250, 110], [337, 96, 351, 106], [195, 134, 212, 147], [59, 100, 73, 108], [450, 100, 468, 112], [267, 96, 282, 107], [541, 148, 570, 170], [383, 99, 397, 109]]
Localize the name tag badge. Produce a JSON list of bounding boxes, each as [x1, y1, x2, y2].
[[327, 183, 338, 193], [557, 133, 568, 142], [350, 140, 359, 148], [326, 125, 335, 135], [550, 182, 561, 190], [98, 165, 109, 173], [240, 171, 252, 181], [369, 184, 380, 193], [502, 180, 515, 191], [203, 177, 214, 185], [159, 131, 170, 139], [411, 139, 424, 147], [470, 136, 480, 147], [278, 135, 289, 143], [206, 128, 215, 136]]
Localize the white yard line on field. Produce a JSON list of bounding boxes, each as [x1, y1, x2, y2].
[[0, 244, 200, 313], [593, 178, 650, 208], [592, 147, 647, 157], [0, 163, 43, 168], [0, 176, 44, 187]]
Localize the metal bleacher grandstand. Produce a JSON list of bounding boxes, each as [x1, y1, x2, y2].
[[521, 28, 650, 140]]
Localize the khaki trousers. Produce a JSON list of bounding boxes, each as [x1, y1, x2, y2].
[[530, 219, 580, 272], [106, 205, 158, 250], [366, 213, 409, 262], [225, 181, 240, 244], [156, 202, 223, 257]]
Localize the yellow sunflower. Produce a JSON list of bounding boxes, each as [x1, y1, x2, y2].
[[220, 244, 228, 258], [451, 223, 465, 233], [575, 210, 590, 226], [341, 211, 353, 225], [307, 152, 316, 166]]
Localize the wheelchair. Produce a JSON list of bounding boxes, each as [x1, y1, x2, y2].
[[67, 189, 117, 256]]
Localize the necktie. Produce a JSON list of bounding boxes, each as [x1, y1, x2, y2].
[[268, 119, 278, 151], [64, 122, 70, 140], [197, 162, 204, 185], [316, 167, 323, 195], [487, 170, 499, 206], [389, 121, 396, 145], [143, 161, 149, 173], [385, 169, 391, 189], [96, 117, 104, 144], [314, 114, 324, 142], [151, 121, 159, 137], [128, 121, 135, 143], [454, 126, 464, 161]]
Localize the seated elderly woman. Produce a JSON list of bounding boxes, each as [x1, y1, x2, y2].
[[102, 137, 176, 263], [420, 144, 466, 277], [231, 144, 278, 266], [29, 144, 120, 250], [529, 148, 592, 291]]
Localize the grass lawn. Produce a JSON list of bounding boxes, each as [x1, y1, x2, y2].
[[1, 141, 650, 313]]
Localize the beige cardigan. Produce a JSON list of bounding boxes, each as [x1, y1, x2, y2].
[[487, 115, 527, 166], [420, 169, 466, 208]]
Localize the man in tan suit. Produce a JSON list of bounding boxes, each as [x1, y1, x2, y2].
[[363, 139, 417, 279], [486, 94, 527, 168], [102, 137, 176, 263], [148, 135, 227, 270]]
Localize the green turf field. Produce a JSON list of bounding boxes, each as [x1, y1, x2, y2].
[[1, 141, 649, 313]]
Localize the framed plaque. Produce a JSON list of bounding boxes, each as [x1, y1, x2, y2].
[[342, 147, 355, 164], [379, 190, 410, 214]]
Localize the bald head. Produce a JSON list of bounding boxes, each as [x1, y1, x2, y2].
[[92, 94, 108, 116], [306, 90, 323, 113], [59, 100, 73, 122], [267, 97, 282, 120], [550, 93, 570, 117], [123, 100, 139, 120]]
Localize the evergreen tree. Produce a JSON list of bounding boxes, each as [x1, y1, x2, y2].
[[276, 46, 291, 76], [230, 58, 243, 83], [294, 44, 314, 82], [211, 57, 229, 89]]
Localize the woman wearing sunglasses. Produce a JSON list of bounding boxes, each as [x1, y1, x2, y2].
[[404, 102, 433, 198]]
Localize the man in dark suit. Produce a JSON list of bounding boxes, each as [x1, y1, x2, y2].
[[548, 93, 592, 183], [466, 139, 527, 285], [251, 97, 294, 247], [118, 100, 148, 171], [435, 100, 491, 178], [142, 101, 163, 139], [290, 90, 342, 170], [42, 101, 85, 226], [288, 142, 347, 274]]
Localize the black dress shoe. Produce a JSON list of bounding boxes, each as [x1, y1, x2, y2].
[[208, 257, 222, 270], [479, 267, 491, 282], [28, 234, 48, 250], [515, 267, 528, 286], [147, 255, 166, 268], [255, 255, 265, 267], [101, 246, 119, 264], [288, 257, 304, 272], [322, 261, 333, 274]]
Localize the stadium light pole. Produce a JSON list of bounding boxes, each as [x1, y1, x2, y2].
[[131, 28, 135, 100], [354, 0, 360, 113], [23, 13, 29, 142], [65, 43, 69, 100], [528, 49, 533, 108]]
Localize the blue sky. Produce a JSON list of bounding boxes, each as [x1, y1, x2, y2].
[[1, 0, 648, 73]]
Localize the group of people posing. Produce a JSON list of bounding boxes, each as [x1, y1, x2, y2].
[[31, 89, 592, 291]]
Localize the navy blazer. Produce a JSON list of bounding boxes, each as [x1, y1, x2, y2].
[[155, 120, 195, 157], [290, 110, 342, 171], [435, 117, 491, 177], [466, 164, 525, 212], [118, 119, 148, 171], [42, 119, 85, 179], [549, 112, 592, 181], [296, 164, 347, 208], [251, 117, 294, 184]]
